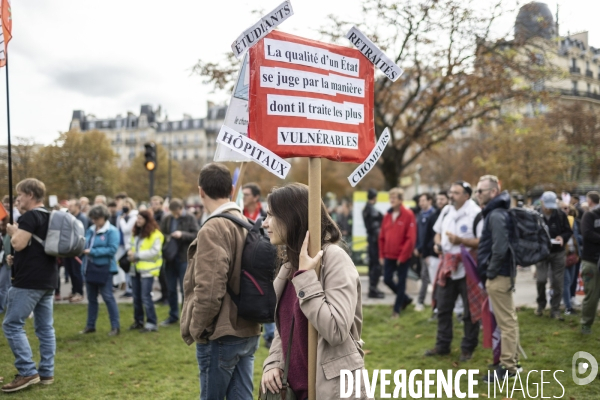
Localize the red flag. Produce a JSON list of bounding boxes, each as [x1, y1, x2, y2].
[[0, 202, 6, 221], [0, 0, 12, 68]]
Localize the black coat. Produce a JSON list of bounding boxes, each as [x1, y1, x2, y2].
[[160, 213, 199, 264], [581, 207, 600, 264]]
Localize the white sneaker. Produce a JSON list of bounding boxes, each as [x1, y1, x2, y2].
[[415, 303, 425, 312], [571, 297, 581, 307]]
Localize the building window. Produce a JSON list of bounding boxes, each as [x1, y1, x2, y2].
[[162, 136, 167, 146], [183, 134, 188, 144], [572, 58, 576, 68], [88, 121, 95, 129], [182, 120, 188, 129], [587, 83, 591, 94], [140, 132, 147, 142], [116, 120, 122, 129], [116, 133, 121, 141], [173, 122, 179, 130], [182, 149, 188, 160], [572, 81, 578, 94], [129, 150, 135, 160], [193, 120, 200, 128], [194, 148, 199, 159], [173, 151, 178, 160]]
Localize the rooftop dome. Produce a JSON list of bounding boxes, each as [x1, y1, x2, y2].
[[515, 2, 556, 41]]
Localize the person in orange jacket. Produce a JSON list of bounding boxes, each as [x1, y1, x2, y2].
[[378, 188, 417, 318]]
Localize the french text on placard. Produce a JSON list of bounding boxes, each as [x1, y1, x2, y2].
[[277, 127, 358, 149], [267, 94, 364, 125], [231, 1, 294, 58], [346, 27, 403, 82], [217, 126, 290, 179], [264, 38, 360, 77], [348, 128, 391, 187], [260, 66, 365, 97]]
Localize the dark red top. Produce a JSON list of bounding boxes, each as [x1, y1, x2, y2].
[[378, 205, 417, 263], [278, 272, 309, 400]]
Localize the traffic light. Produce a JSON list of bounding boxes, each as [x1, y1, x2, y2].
[[144, 142, 157, 171]]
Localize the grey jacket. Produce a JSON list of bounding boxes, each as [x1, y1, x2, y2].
[[263, 244, 371, 399]]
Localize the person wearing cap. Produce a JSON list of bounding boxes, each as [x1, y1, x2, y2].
[[535, 191, 573, 320], [425, 180, 481, 361], [363, 189, 384, 298]]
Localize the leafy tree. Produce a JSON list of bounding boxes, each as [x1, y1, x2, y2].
[[546, 101, 600, 184], [0, 137, 40, 194], [473, 117, 571, 196], [36, 130, 120, 199]]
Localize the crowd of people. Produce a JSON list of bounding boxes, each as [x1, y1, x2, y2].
[[363, 177, 600, 381], [0, 169, 598, 398]]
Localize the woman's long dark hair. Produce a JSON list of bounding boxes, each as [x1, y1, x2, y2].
[[132, 210, 159, 239], [267, 183, 341, 276]]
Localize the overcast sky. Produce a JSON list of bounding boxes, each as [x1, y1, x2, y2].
[[0, 0, 598, 145]]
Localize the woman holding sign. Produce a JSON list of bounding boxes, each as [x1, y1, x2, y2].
[[260, 183, 369, 399]]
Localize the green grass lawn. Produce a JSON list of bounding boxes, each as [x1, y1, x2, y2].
[[0, 303, 598, 399]]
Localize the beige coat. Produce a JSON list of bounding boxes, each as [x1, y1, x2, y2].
[[263, 244, 370, 399], [180, 203, 261, 345]]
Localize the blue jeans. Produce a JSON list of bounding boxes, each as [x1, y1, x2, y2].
[[131, 274, 157, 328], [563, 266, 576, 310], [86, 272, 120, 330], [263, 322, 275, 342], [0, 265, 11, 312], [196, 335, 260, 400], [383, 258, 411, 313], [2, 287, 55, 377], [166, 261, 187, 322]]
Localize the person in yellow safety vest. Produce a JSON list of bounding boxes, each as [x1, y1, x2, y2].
[[127, 210, 164, 333]]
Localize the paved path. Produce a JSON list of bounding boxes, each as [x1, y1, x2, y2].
[[55, 266, 587, 311]]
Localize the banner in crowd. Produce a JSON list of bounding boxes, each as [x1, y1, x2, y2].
[[346, 26, 403, 82], [248, 30, 375, 162]]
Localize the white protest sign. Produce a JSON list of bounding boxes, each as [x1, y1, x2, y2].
[[231, 1, 294, 58], [346, 27, 403, 82], [347, 128, 391, 187], [214, 54, 252, 162], [217, 125, 291, 179]]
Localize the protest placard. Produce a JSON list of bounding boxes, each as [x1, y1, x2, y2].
[[248, 30, 375, 162], [231, 1, 294, 58], [346, 26, 403, 82]]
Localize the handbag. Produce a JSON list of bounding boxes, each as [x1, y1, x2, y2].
[[163, 238, 179, 263], [566, 252, 579, 268], [259, 316, 297, 400], [85, 260, 110, 285], [118, 253, 131, 273]]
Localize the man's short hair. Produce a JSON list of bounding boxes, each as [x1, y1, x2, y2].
[[169, 198, 184, 211], [199, 163, 232, 200], [242, 183, 261, 198], [437, 190, 449, 199], [16, 178, 46, 202], [587, 191, 600, 205], [88, 205, 110, 221], [389, 187, 404, 200], [151, 195, 164, 204], [107, 201, 117, 208], [419, 193, 433, 202], [69, 198, 81, 208], [453, 180, 473, 197], [95, 195, 107, 204], [479, 174, 500, 189], [115, 192, 128, 200]]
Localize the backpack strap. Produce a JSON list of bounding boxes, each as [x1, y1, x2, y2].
[[204, 213, 254, 231], [30, 208, 50, 247]]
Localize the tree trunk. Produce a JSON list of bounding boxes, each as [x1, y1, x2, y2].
[[379, 146, 403, 190]]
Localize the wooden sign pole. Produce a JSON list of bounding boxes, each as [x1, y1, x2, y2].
[[232, 162, 247, 201], [307, 157, 322, 400]]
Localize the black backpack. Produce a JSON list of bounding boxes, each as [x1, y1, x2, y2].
[[205, 213, 277, 323], [507, 207, 551, 266]]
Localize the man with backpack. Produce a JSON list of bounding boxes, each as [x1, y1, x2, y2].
[[2, 179, 57, 392], [181, 163, 261, 399], [476, 175, 520, 382], [580, 191, 600, 335], [535, 191, 573, 320]]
